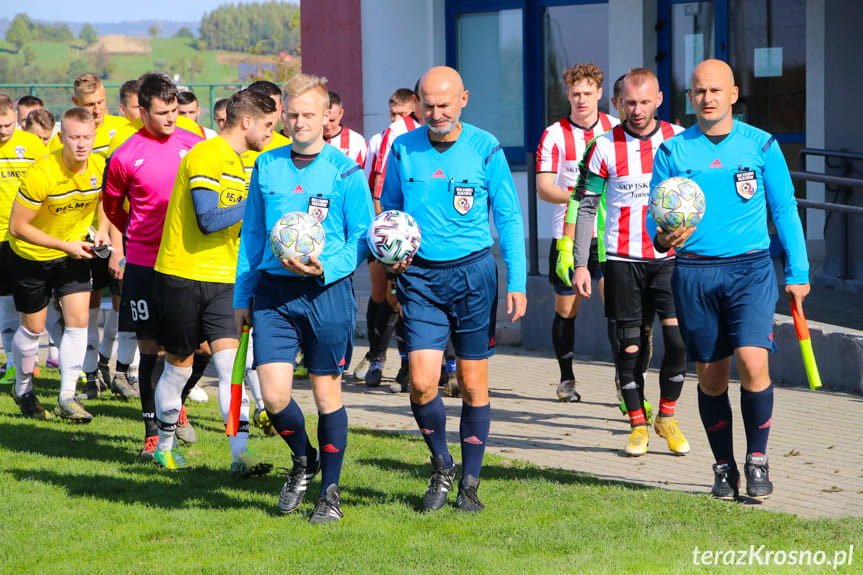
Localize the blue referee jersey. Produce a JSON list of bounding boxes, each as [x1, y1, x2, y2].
[[234, 144, 373, 307], [650, 121, 809, 285], [379, 122, 526, 293]]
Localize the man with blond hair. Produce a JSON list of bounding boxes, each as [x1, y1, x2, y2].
[[235, 73, 373, 523], [559, 68, 688, 458], [536, 63, 618, 403], [8, 107, 110, 422]]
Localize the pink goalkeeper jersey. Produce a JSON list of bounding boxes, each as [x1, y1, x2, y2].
[[103, 127, 203, 267]]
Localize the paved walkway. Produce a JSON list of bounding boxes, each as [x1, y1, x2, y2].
[[232, 343, 863, 519]]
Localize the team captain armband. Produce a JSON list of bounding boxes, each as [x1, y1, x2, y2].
[[573, 165, 605, 202]]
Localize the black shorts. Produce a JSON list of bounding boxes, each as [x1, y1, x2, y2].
[[119, 263, 158, 340], [8, 249, 92, 314], [604, 258, 676, 326], [90, 256, 118, 292], [0, 242, 11, 296], [548, 237, 602, 295], [152, 271, 236, 356]]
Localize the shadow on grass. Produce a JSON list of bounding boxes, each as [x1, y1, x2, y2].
[[0, 421, 134, 462], [6, 466, 280, 513]]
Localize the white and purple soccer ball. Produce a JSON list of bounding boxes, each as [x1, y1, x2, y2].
[[649, 176, 706, 232], [270, 212, 325, 264], [366, 210, 422, 265]]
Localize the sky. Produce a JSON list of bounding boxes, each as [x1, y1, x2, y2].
[[2, 0, 298, 24]]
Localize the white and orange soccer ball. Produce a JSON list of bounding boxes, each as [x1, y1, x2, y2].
[[270, 212, 325, 264], [649, 176, 706, 232], [366, 210, 422, 265]]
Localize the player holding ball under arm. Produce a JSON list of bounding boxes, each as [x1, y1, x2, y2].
[[651, 59, 809, 500]]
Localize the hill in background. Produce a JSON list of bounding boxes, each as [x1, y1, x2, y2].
[[0, 17, 199, 38]]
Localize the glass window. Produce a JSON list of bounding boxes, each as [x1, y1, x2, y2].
[[669, 1, 715, 127], [456, 9, 524, 147], [543, 3, 611, 127], [728, 0, 805, 135]]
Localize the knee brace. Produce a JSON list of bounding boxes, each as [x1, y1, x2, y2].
[[615, 323, 641, 386]]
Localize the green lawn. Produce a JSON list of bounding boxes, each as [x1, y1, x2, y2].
[[0, 370, 861, 574]]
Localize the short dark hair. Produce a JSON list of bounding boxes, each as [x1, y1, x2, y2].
[[328, 91, 341, 108], [137, 73, 178, 112], [247, 80, 281, 99], [214, 98, 228, 114], [613, 74, 626, 99], [17, 95, 44, 108], [389, 88, 415, 107], [177, 91, 198, 106], [0, 94, 14, 115], [225, 89, 277, 129], [25, 107, 55, 131], [119, 80, 142, 107]]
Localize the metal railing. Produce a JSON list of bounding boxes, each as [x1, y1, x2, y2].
[[790, 148, 863, 281], [0, 82, 244, 129]]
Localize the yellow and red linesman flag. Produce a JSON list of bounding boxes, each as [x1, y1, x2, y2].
[[790, 304, 822, 390], [226, 325, 250, 436]]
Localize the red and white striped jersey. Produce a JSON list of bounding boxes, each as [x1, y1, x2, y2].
[[536, 113, 618, 239], [365, 130, 383, 190], [325, 126, 368, 167], [582, 120, 683, 261], [372, 114, 421, 199]]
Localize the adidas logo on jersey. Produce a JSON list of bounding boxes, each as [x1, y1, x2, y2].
[[709, 159, 723, 168], [292, 185, 305, 194], [431, 169, 446, 179]]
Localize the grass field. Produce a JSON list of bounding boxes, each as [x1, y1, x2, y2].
[[1, 369, 861, 574]]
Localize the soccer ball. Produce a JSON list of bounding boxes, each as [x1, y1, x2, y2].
[[366, 210, 422, 265], [270, 212, 325, 263], [649, 177, 706, 232]]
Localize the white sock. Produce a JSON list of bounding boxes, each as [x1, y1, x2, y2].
[[59, 326, 87, 400], [99, 309, 119, 359], [244, 337, 265, 410], [83, 309, 100, 373], [155, 363, 192, 452], [12, 326, 40, 396], [45, 304, 63, 347], [47, 343, 59, 362], [213, 348, 238, 423], [0, 296, 18, 368], [116, 331, 137, 367]]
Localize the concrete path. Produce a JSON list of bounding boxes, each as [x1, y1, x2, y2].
[[251, 344, 863, 519]]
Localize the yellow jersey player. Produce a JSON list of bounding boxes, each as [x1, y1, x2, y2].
[[150, 89, 279, 473], [0, 93, 47, 387], [8, 107, 109, 422]]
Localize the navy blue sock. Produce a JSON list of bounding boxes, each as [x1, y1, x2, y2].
[[460, 402, 490, 480], [268, 399, 313, 458], [697, 386, 735, 467], [317, 406, 348, 496], [740, 385, 773, 457], [410, 394, 452, 467]]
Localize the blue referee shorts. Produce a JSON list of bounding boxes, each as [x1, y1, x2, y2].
[[397, 248, 497, 360], [251, 272, 355, 375], [672, 250, 778, 363]]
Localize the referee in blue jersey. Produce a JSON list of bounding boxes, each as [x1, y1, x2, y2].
[[234, 74, 373, 523], [380, 66, 527, 513], [651, 60, 810, 500]]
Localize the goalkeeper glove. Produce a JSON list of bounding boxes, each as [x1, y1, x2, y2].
[[555, 236, 575, 287]]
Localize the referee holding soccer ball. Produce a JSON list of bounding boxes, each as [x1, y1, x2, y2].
[[380, 66, 526, 513], [234, 74, 373, 524], [651, 59, 810, 501]]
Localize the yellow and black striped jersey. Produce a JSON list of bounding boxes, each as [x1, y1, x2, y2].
[[0, 129, 47, 238], [49, 114, 129, 159]]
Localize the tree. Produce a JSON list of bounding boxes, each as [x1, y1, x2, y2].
[[148, 23, 161, 39], [22, 45, 37, 66], [65, 57, 90, 82], [174, 26, 195, 40], [188, 54, 206, 81], [6, 14, 33, 52], [89, 45, 114, 79], [79, 23, 99, 47]]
